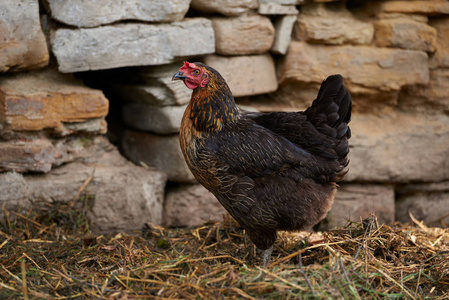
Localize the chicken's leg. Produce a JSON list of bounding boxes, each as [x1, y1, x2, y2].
[[260, 245, 273, 267]]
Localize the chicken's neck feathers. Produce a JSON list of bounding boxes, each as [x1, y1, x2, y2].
[[188, 82, 239, 133]]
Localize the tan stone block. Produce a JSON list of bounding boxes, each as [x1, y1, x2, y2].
[[0, 69, 109, 135], [376, 1, 449, 15], [295, 4, 374, 45], [430, 18, 449, 68], [44, 0, 190, 27], [278, 42, 429, 104], [376, 13, 429, 23], [345, 112, 449, 183], [400, 68, 449, 112], [212, 14, 275, 55], [121, 130, 196, 183], [396, 182, 449, 227], [326, 184, 395, 229], [164, 184, 227, 227], [50, 19, 215, 72], [0, 138, 167, 232], [191, 0, 258, 16], [0, 0, 49, 72], [0, 138, 54, 173], [258, 3, 299, 15], [375, 19, 437, 52], [0, 135, 114, 173], [204, 54, 278, 97]]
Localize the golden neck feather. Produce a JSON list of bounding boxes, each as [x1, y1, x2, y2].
[[188, 74, 239, 133]]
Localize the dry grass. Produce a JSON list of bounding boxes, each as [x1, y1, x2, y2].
[[1, 198, 448, 299]]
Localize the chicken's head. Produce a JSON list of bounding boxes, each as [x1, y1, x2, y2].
[[172, 61, 210, 89]]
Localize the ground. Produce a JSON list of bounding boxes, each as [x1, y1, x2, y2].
[[0, 198, 448, 299]]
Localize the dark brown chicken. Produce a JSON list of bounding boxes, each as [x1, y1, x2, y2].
[[172, 62, 351, 266]]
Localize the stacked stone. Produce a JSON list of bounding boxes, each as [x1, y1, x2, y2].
[[0, 0, 169, 232], [276, 1, 449, 228], [1, 0, 449, 231]]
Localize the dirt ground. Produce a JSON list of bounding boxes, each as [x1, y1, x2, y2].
[[1, 200, 448, 299]]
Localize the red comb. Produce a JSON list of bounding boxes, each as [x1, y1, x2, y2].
[[180, 61, 196, 71]]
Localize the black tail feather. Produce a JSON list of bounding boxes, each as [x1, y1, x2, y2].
[[306, 75, 351, 128], [305, 74, 352, 163]]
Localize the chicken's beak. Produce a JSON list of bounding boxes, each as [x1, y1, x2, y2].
[[172, 72, 187, 81]]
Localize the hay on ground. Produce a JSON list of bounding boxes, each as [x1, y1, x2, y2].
[[1, 200, 448, 299]]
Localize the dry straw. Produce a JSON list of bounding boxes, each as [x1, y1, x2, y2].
[[1, 200, 448, 299]]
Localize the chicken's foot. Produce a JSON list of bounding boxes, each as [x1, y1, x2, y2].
[[297, 248, 314, 293], [260, 245, 273, 267]]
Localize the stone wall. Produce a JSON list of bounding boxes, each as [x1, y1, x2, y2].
[[1, 0, 448, 231]]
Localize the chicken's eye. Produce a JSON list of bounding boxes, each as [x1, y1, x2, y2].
[[193, 69, 200, 75]]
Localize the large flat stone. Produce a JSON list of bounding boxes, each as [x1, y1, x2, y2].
[[295, 4, 374, 45], [345, 112, 449, 183], [164, 184, 227, 227], [121, 130, 196, 183], [0, 0, 49, 72], [280, 42, 429, 89], [212, 14, 275, 55], [0, 135, 112, 173], [50, 18, 215, 72], [44, 0, 190, 27], [278, 42, 429, 107], [0, 69, 108, 135], [122, 103, 186, 134], [191, 0, 258, 16], [0, 138, 167, 232], [374, 19, 437, 52], [326, 184, 395, 229], [0, 137, 54, 173], [373, 1, 449, 16], [204, 54, 278, 97]]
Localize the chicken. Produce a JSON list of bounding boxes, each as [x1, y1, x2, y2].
[[172, 61, 351, 266]]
